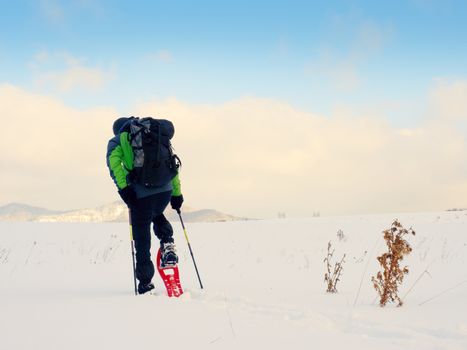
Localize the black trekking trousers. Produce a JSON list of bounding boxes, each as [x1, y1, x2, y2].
[[129, 190, 174, 285]]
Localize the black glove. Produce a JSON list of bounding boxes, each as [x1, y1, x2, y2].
[[170, 195, 184, 211], [118, 186, 136, 206]]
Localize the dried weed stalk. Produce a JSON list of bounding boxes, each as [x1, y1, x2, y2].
[[337, 229, 346, 241], [324, 241, 346, 293], [371, 220, 415, 307]]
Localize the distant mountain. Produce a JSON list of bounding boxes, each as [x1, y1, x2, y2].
[[0, 202, 249, 223], [164, 208, 246, 223], [35, 202, 128, 223], [0, 203, 65, 221]]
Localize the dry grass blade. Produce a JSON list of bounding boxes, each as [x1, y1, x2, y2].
[[324, 241, 346, 293]]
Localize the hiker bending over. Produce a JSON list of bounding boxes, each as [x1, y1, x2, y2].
[[106, 116, 184, 294]]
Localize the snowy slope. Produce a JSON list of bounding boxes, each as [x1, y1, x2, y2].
[[0, 211, 466, 350]]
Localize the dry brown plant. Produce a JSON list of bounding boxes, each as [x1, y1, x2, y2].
[[324, 241, 346, 293], [371, 220, 415, 307]]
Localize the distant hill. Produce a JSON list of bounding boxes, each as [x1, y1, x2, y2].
[[164, 208, 246, 223], [0, 203, 65, 221], [35, 202, 128, 223], [0, 202, 249, 223]]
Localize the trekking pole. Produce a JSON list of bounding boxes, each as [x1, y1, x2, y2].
[[128, 209, 138, 295], [177, 209, 204, 289]]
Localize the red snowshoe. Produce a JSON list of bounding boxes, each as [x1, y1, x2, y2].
[[156, 248, 183, 297]]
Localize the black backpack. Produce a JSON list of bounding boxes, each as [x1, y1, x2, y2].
[[128, 117, 181, 188]]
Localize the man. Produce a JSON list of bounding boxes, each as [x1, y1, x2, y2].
[[106, 117, 184, 294]]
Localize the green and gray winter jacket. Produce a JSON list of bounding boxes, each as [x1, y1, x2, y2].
[[106, 131, 182, 198]]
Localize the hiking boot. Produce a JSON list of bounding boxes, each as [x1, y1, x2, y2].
[[160, 242, 178, 268], [138, 282, 155, 295]]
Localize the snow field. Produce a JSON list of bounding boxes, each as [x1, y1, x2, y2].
[[0, 211, 466, 349]]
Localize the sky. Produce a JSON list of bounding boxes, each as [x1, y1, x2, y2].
[[1, 0, 467, 218]]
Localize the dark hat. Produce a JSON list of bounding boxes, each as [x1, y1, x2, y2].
[[112, 117, 130, 135]]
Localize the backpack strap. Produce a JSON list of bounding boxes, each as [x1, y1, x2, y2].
[[156, 120, 162, 167]]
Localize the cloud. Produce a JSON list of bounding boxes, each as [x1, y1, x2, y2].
[[410, 0, 455, 12], [354, 20, 388, 54], [307, 57, 361, 92], [306, 19, 391, 92], [39, 0, 65, 24], [136, 89, 467, 217], [0, 84, 118, 210], [2, 80, 467, 217], [32, 51, 114, 93], [39, 0, 106, 24], [34, 50, 50, 64], [431, 79, 467, 120], [36, 65, 111, 92], [145, 50, 173, 63]]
